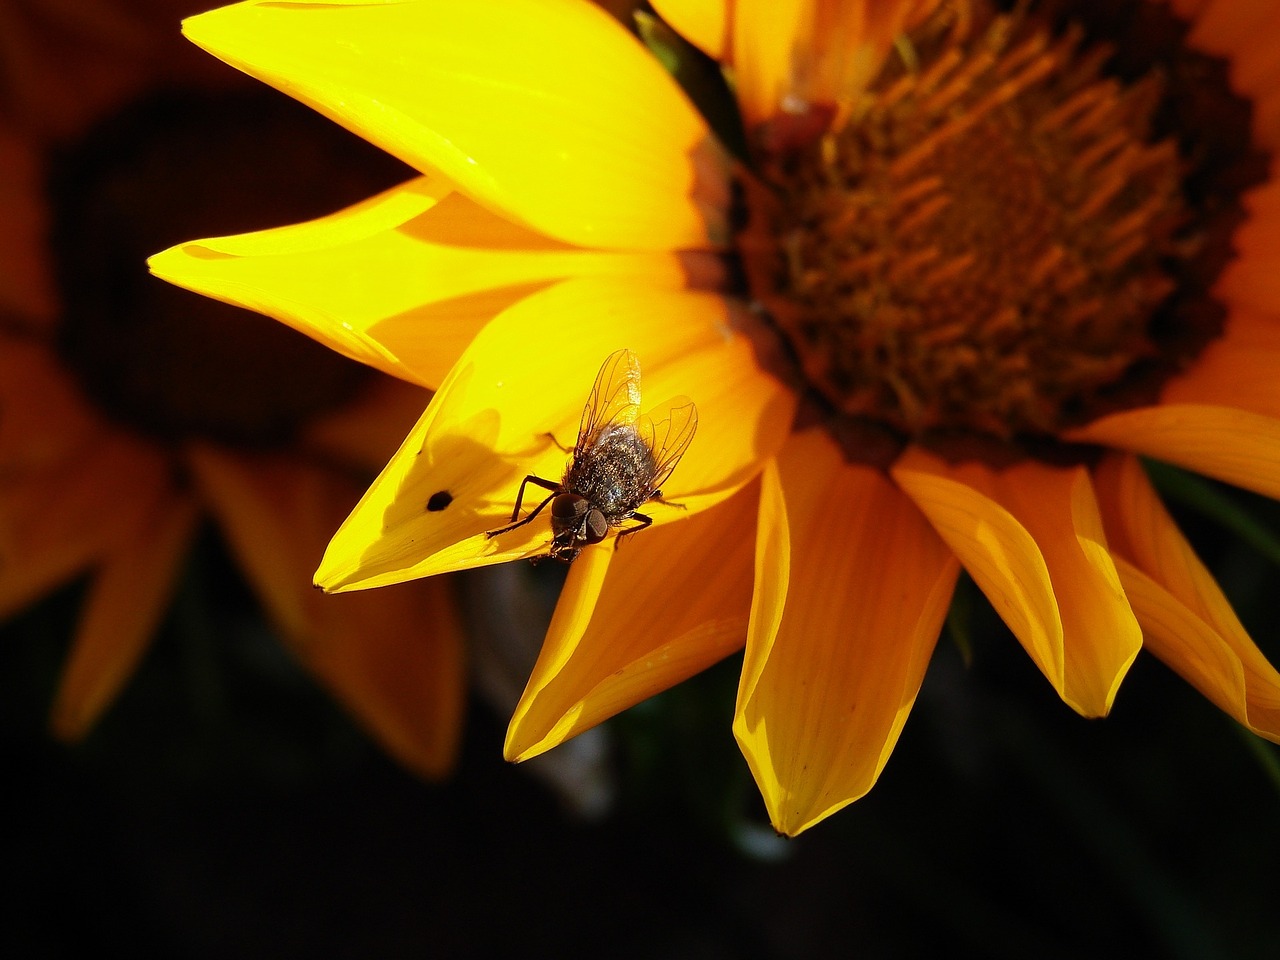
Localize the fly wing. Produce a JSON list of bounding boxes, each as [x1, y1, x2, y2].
[[576, 348, 642, 453], [637, 395, 698, 492]]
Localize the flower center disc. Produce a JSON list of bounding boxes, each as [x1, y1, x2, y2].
[[742, 1, 1261, 441], [50, 89, 412, 449]]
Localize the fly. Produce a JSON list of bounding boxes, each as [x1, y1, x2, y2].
[[485, 348, 697, 561]]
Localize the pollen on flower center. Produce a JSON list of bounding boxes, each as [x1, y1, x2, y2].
[[49, 89, 412, 449], [740, 1, 1257, 441]]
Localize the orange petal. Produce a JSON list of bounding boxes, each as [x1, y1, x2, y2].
[[182, 0, 730, 251], [1065, 404, 1280, 501], [316, 278, 796, 590], [1095, 453, 1280, 740], [893, 447, 1141, 716], [735, 430, 959, 836], [1161, 306, 1280, 419], [1214, 182, 1280, 314], [650, 0, 729, 60], [50, 493, 199, 740], [188, 445, 465, 779], [149, 177, 695, 389], [505, 479, 757, 761]]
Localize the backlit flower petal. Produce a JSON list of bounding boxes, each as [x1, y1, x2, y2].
[[736, 429, 958, 836], [0, 431, 171, 619], [315, 278, 796, 590], [1065, 404, 1280, 501], [0, 337, 99, 469], [894, 450, 1140, 716], [181, 0, 730, 251], [189, 443, 465, 778], [49, 493, 199, 740], [0, 133, 56, 325], [302, 376, 433, 477], [1095, 454, 1280, 740], [505, 480, 757, 761], [149, 177, 692, 389]]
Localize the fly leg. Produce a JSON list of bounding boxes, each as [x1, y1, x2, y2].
[[649, 489, 687, 511], [485, 474, 560, 538], [542, 432, 573, 454], [613, 511, 653, 549]]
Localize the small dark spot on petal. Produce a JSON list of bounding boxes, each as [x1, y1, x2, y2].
[[426, 490, 453, 512]]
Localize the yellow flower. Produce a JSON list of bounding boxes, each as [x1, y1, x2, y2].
[[151, 0, 1280, 834], [1, 0, 463, 778]]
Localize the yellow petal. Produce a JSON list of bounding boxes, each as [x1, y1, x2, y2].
[[49, 494, 199, 741], [731, 0, 808, 134], [505, 479, 758, 761], [182, 0, 730, 251], [736, 429, 958, 836], [149, 177, 693, 388], [893, 447, 1141, 716], [892, 447, 1065, 701], [1065, 404, 1280, 501], [650, 0, 729, 60], [985, 460, 1141, 716], [188, 445, 465, 778], [1093, 453, 1280, 740], [316, 278, 796, 590]]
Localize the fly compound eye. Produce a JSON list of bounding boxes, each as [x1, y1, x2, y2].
[[583, 508, 609, 544], [551, 494, 589, 523]]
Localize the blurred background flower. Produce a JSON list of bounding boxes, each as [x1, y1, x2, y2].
[[0, 0, 463, 775], [6, 1, 1280, 957]]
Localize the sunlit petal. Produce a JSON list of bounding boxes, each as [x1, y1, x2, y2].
[[1065, 404, 1280, 500], [149, 177, 693, 389], [316, 278, 796, 590], [650, 0, 729, 60], [189, 444, 465, 778], [505, 480, 757, 761], [736, 429, 958, 836], [182, 0, 730, 251]]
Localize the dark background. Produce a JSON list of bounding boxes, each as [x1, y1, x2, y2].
[[4, 476, 1280, 960]]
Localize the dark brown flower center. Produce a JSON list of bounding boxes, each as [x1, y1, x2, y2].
[[740, 0, 1266, 443], [49, 88, 412, 449]]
